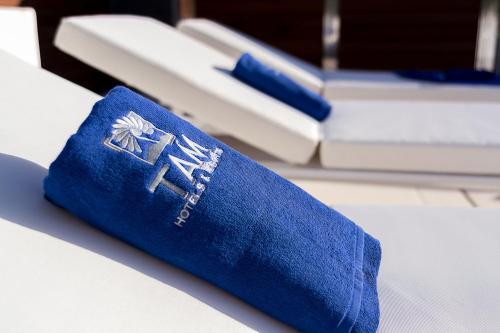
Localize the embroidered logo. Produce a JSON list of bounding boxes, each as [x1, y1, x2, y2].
[[104, 111, 223, 228], [104, 111, 174, 164]]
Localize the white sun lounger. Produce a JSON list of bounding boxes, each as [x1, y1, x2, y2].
[[1, 42, 500, 332], [0, 42, 496, 192], [2, 165, 500, 333], [1, 154, 500, 332], [178, 18, 500, 103], [54, 15, 320, 165], [53, 15, 500, 181], [0, 7, 40, 67]]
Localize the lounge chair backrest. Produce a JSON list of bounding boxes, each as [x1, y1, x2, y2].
[[178, 18, 324, 93], [56, 15, 321, 165]]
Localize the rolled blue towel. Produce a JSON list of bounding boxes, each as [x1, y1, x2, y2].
[[232, 53, 332, 121], [44, 86, 381, 333], [396, 68, 500, 85]]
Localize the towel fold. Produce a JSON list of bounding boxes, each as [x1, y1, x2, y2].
[[232, 53, 332, 121], [396, 69, 500, 85], [44, 86, 380, 333]]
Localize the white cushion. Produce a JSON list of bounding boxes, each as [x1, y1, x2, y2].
[[0, 7, 40, 67], [179, 18, 500, 102], [323, 70, 500, 102], [337, 205, 500, 332], [0, 50, 100, 168], [321, 100, 500, 174], [55, 15, 320, 165], [220, 136, 500, 189]]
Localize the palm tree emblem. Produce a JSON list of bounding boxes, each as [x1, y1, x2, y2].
[[104, 111, 175, 165], [111, 114, 157, 153]]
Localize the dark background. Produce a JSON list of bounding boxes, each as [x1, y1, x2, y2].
[[16, 0, 482, 94], [338, 0, 481, 69], [197, 0, 481, 69]]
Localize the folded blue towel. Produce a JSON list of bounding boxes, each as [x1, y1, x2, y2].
[[44, 86, 381, 333], [232, 53, 332, 121], [396, 68, 500, 85]]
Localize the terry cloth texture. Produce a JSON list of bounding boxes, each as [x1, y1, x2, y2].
[[44, 86, 380, 333], [232, 53, 332, 121]]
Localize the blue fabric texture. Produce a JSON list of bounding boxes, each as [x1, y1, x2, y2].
[[396, 68, 500, 85], [232, 53, 332, 121], [44, 86, 381, 333]]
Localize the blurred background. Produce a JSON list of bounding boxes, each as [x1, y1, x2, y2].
[[2, 0, 498, 95]]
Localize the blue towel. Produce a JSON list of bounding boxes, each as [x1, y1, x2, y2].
[[232, 53, 332, 121], [44, 86, 381, 333], [396, 68, 500, 85]]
